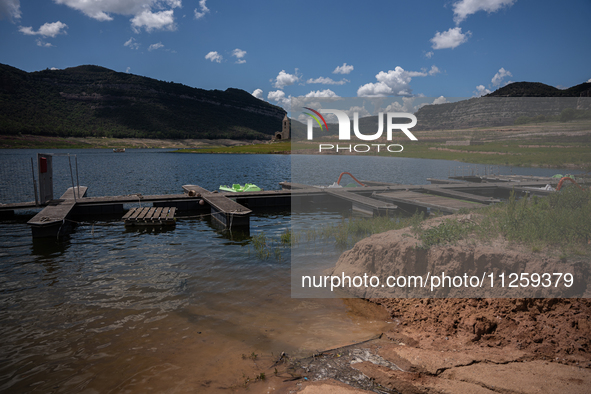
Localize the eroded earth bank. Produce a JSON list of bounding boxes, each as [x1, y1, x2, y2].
[[266, 214, 591, 394]]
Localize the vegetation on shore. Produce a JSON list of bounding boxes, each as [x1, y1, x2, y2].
[[0, 134, 264, 150], [388, 138, 591, 168], [175, 119, 591, 168], [273, 186, 591, 259], [176, 141, 303, 154]]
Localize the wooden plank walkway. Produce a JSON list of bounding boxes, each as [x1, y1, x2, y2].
[[182, 185, 251, 228], [279, 182, 321, 190], [496, 184, 556, 196], [359, 180, 400, 187], [75, 193, 191, 205], [324, 189, 397, 216], [28, 186, 88, 238], [421, 185, 500, 204], [449, 175, 560, 184], [426, 178, 466, 185], [122, 207, 176, 226], [374, 190, 485, 214]]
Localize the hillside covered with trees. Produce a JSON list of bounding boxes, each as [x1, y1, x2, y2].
[[0, 64, 286, 140]]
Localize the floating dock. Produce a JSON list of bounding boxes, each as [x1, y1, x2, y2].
[[182, 185, 252, 228], [0, 174, 567, 239], [324, 189, 397, 216], [123, 207, 176, 227], [373, 191, 485, 214], [27, 186, 88, 238]]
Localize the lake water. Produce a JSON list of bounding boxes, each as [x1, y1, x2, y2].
[[0, 149, 575, 392]]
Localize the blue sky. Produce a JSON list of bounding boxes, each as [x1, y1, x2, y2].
[[1, 0, 590, 110]]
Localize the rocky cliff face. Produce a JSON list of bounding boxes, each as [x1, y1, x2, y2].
[[414, 97, 590, 130], [413, 81, 591, 130]]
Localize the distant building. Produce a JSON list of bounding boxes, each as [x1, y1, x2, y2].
[[274, 114, 290, 140]]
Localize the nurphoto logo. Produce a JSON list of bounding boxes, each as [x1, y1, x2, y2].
[[302, 107, 418, 153]]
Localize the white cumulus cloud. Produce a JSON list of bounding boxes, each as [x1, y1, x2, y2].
[[375, 97, 421, 113], [232, 48, 246, 64], [272, 70, 300, 89], [333, 63, 354, 75], [430, 27, 471, 50], [268, 90, 285, 102], [19, 21, 68, 37], [194, 0, 209, 19], [304, 89, 339, 98], [587, 78, 591, 83], [131, 9, 175, 33], [205, 51, 222, 63], [126, 66, 131, 73], [124, 37, 140, 50], [453, 0, 517, 24], [343, 105, 371, 118], [55, 0, 181, 23], [425, 51, 434, 59], [306, 77, 349, 85], [36, 39, 53, 47], [267, 90, 293, 110], [0, 0, 21, 21], [148, 42, 164, 51], [252, 89, 263, 99], [491, 67, 512, 86], [357, 66, 440, 97], [432, 96, 448, 105], [473, 85, 492, 97], [54, 1, 180, 32], [426, 65, 440, 76]]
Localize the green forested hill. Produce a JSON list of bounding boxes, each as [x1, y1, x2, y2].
[[0, 64, 286, 139]]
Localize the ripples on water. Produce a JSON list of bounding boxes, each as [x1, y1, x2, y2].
[[0, 150, 575, 392]]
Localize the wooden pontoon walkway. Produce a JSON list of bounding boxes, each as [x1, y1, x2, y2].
[[373, 191, 485, 214], [123, 207, 176, 227], [27, 186, 88, 238], [0, 175, 565, 239], [324, 189, 397, 216], [182, 185, 252, 228]]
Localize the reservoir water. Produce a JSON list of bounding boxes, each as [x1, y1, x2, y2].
[[0, 149, 574, 392]]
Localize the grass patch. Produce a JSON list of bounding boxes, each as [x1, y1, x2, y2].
[[393, 139, 591, 168], [494, 188, 591, 248], [177, 141, 299, 154], [412, 187, 591, 254], [286, 187, 591, 257], [415, 218, 474, 249], [250, 231, 289, 261], [289, 214, 426, 249]]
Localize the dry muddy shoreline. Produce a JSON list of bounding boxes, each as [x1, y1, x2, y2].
[[252, 214, 591, 394]]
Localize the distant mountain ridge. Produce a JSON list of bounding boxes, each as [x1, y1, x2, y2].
[[485, 81, 591, 97], [413, 81, 591, 130], [289, 81, 591, 138], [0, 64, 286, 139]]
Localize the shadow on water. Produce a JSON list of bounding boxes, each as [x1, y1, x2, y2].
[[31, 236, 70, 257], [122, 224, 178, 235], [206, 215, 251, 242]]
